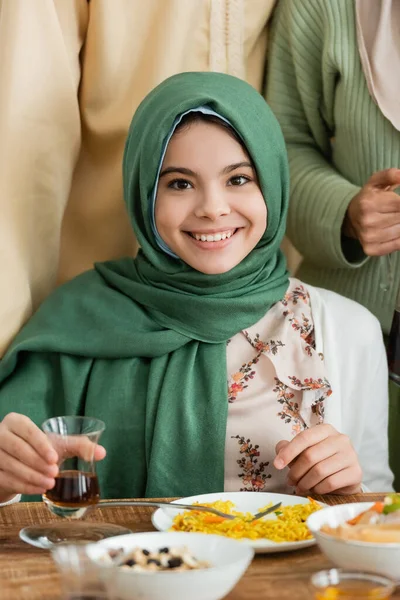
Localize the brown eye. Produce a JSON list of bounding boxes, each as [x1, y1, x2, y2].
[[168, 179, 193, 190], [228, 175, 250, 186]]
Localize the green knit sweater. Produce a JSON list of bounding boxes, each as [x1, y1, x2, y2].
[[267, 0, 400, 335]]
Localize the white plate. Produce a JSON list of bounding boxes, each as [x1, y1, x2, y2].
[[152, 491, 320, 554]]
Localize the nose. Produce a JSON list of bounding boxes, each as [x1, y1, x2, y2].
[[194, 186, 231, 220]]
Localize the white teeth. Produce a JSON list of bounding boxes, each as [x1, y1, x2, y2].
[[193, 230, 234, 242]]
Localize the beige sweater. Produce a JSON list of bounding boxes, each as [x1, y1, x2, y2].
[[0, 0, 276, 355]]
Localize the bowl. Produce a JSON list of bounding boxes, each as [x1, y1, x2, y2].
[[307, 502, 400, 581], [310, 569, 396, 599], [87, 531, 254, 600]]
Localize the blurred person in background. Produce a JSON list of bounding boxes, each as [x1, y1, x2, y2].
[[266, 0, 400, 488], [0, 0, 281, 356]]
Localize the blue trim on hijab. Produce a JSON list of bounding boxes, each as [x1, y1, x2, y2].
[[150, 106, 236, 258]]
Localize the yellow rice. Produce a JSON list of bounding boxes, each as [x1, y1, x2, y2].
[[171, 499, 321, 542]]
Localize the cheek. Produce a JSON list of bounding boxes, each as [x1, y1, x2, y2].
[[155, 196, 180, 234], [250, 195, 267, 234]]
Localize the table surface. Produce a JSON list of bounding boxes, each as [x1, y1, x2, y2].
[[0, 493, 398, 600]]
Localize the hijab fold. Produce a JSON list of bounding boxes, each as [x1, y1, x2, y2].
[[0, 73, 290, 499]]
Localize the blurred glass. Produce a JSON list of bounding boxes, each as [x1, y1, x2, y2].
[[52, 543, 115, 600], [311, 569, 395, 599]]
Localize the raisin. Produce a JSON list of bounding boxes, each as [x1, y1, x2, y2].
[[159, 547, 169, 553], [125, 559, 136, 567], [167, 557, 183, 569], [147, 558, 161, 566], [142, 549, 150, 556]]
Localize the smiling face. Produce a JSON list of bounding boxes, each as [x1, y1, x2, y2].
[[155, 119, 267, 275]]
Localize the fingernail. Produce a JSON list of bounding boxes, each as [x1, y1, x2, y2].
[[274, 457, 285, 469]]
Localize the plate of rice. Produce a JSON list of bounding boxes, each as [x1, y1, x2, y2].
[[151, 492, 323, 554]]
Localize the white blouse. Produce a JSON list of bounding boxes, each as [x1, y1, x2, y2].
[[225, 278, 331, 494]]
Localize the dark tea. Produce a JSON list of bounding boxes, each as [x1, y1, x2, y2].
[[44, 470, 100, 508], [387, 309, 400, 385]]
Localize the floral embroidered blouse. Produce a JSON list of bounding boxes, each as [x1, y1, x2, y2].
[[224, 278, 332, 494]]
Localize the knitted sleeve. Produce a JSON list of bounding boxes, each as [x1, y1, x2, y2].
[[266, 0, 367, 269]]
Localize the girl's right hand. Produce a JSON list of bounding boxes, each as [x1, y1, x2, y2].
[[0, 412, 59, 502]]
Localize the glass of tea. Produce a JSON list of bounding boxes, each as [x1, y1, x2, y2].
[[19, 415, 134, 549], [52, 543, 116, 600], [42, 416, 105, 519], [311, 569, 395, 599]]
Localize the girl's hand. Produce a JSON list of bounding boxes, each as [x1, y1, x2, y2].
[[0, 413, 106, 502], [274, 424, 363, 495]]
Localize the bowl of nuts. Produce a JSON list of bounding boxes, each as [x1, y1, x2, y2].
[[87, 531, 254, 600]]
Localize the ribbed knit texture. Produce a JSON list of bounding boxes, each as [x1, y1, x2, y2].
[[267, 0, 400, 335]]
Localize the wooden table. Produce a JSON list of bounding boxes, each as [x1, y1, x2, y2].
[[0, 493, 398, 600]]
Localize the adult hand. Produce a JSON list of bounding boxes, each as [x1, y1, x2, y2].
[[343, 168, 400, 256], [274, 424, 363, 495], [0, 413, 106, 502]]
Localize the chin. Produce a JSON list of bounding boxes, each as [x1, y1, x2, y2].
[[189, 260, 238, 275]]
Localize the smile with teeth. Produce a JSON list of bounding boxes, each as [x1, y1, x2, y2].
[[189, 229, 237, 242]]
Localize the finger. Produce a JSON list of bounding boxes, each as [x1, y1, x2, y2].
[[274, 425, 335, 470], [94, 445, 106, 461], [0, 448, 55, 491], [293, 451, 352, 492], [0, 429, 58, 477], [361, 211, 400, 232], [4, 413, 58, 463], [362, 237, 400, 256], [310, 465, 363, 495], [367, 168, 400, 190], [370, 193, 400, 213], [275, 440, 290, 455], [286, 437, 341, 486], [360, 222, 400, 245], [0, 470, 49, 496], [60, 436, 105, 463]]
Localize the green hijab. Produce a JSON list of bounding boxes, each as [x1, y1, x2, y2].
[[0, 72, 289, 499]]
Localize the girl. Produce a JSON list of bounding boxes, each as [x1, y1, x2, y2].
[[0, 73, 393, 504]]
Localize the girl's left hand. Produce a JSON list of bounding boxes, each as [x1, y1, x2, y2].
[[273, 425, 363, 495]]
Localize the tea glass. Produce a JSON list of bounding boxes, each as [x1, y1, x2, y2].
[[311, 569, 396, 599], [52, 543, 116, 600], [19, 416, 131, 549], [42, 416, 105, 518]]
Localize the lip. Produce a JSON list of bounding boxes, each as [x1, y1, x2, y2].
[[184, 228, 241, 250], [186, 227, 242, 235]]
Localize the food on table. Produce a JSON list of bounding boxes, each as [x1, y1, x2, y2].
[[315, 579, 393, 599], [320, 494, 400, 543], [101, 546, 210, 572], [170, 498, 321, 542]]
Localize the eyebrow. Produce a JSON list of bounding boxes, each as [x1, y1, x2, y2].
[[159, 161, 254, 178]]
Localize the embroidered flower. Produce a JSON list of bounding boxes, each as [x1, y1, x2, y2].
[[232, 435, 271, 492]]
